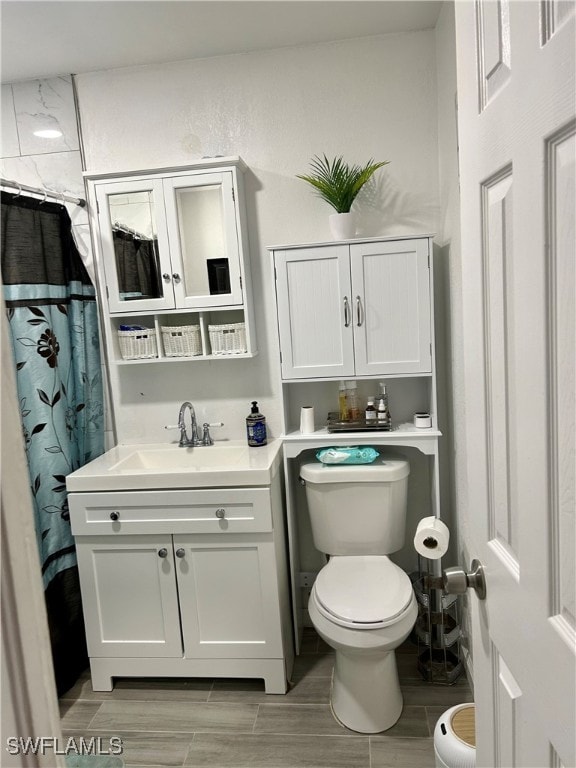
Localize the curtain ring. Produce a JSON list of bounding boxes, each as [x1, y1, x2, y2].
[[13, 182, 22, 199], [39, 189, 48, 204]]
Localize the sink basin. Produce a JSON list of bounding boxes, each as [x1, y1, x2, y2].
[[65, 439, 283, 491], [111, 445, 249, 472]]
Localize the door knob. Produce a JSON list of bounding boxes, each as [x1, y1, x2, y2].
[[175, 548, 186, 558], [158, 548, 168, 558], [443, 559, 486, 600]]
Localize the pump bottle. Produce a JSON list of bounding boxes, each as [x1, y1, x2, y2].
[[246, 401, 267, 446]]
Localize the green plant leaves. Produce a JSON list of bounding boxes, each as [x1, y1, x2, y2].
[[296, 154, 389, 213]]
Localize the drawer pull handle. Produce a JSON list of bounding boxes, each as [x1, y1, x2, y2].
[[158, 548, 168, 558], [175, 548, 186, 558], [109, 511, 120, 521], [215, 508, 226, 519]]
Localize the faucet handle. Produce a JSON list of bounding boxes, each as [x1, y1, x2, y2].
[[164, 424, 180, 431], [201, 422, 224, 446]]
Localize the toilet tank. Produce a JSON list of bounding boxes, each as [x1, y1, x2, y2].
[[300, 457, 410, 555]]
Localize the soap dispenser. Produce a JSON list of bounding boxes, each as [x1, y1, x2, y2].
[[246, 401, 267, 447]]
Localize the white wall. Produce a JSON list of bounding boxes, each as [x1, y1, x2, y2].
[[434, 2, 472, 674], [75, 31, 441, 444]]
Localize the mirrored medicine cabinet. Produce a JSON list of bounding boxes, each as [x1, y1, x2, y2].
[[86, 157, 256, 364]]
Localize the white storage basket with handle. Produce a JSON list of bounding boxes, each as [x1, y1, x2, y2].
[[117, 328, 158, 360], [161, 325, 202, 357], [208, 322, 247, 355]]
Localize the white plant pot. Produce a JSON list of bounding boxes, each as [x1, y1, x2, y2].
[[329, 212, 356, 240]]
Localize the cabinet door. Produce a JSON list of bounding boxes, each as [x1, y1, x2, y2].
[[163, 172, 243, 308], [174, 535, 283, 659], [351, 239, 432, 375], [75, 535, 182, 658], [274, 245, 355, 379], [95, 179, 175, 313]]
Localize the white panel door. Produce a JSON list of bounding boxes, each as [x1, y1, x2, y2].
[[175, 535, 283, 659], [75, 535, 182, 658], [274, 245, 354, 379], [350, 239, 432, 376], [456, 1, 575, 765]]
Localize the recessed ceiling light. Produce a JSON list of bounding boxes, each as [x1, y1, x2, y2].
[[33, 129, 63, 138]]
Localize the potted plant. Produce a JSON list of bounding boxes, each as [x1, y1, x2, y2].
[[296, 155, 389, 239]]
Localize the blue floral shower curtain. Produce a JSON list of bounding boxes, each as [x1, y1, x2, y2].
[[1, 191, 104, 693]]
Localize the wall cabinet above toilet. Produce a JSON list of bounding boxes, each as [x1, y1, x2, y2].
[[271, 236, 432, 380]]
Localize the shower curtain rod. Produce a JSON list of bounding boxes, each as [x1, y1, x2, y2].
[[0, 178, 86, 208]]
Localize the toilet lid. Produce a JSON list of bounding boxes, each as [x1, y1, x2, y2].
[[314, 556, 414, 629]]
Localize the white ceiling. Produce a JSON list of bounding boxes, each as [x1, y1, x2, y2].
[[1, 1, 442, 84]]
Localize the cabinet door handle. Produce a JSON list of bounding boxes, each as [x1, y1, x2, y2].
[[343, 296, 351, 328], [215, 508, 226, 519], [109, 511, 120, 521], [162, 273, 171, 281], [172, 273, 181, 282], [356, 295, 363, 327], [158, 548, 168, 558], [175, 548, 186, 558]]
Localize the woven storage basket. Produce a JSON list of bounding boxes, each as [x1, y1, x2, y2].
[[161, 325, 202, 357], [117, 328, 158, 360], [208, 322, 247, 355]]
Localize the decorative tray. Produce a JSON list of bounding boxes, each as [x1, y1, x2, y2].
[[326, 412, 392, 433]]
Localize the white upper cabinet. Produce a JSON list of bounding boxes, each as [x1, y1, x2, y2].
[[272, 236, 432, 380], [91, 160, 247, 314]]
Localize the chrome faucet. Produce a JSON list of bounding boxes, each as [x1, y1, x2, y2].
[[177, 401, 201, 447]]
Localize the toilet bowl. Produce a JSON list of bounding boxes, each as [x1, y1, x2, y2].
[[308, 554, 417, 733], [300, 456, 415, 734]]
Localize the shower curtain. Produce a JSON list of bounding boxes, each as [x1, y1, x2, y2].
[[1, 191, 104, 694]]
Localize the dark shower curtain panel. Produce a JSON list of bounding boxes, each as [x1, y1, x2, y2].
[[1, 191, 104, 693]]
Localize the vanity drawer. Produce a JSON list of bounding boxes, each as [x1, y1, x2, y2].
[[69, 488, 272, 535]]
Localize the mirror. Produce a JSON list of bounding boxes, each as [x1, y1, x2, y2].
[[175, 184, 231, 299], [109, 191, 162, 302]]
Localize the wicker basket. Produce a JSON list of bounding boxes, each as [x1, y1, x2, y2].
[[208, 322, 247, 355], [117, 328, 158, 360], [161, 325, 202, 357]]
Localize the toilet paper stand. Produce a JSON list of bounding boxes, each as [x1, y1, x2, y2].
[[411, 555, 464, 685]]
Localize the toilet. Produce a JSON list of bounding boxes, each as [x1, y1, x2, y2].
[[300, 456, 417, 734]]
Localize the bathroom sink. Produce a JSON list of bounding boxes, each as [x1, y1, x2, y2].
[[66, 440, 283, 492], [111, 445, 249, 472]]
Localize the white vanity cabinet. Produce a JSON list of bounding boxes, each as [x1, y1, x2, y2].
[[86, 157, 257, 361], [69, 480, 293, 693], [272, 236, 432, 379]]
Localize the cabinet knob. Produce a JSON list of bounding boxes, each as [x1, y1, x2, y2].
[[162, 273, 171, 281], [175, 548, 186, 558], [109, 511, 120, 521], [172, 273, 181, 282], [158, 548, 168, 558], [215, 508, 226, 519]]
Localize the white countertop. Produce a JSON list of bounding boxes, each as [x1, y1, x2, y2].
[[66, 439, 283, 492]]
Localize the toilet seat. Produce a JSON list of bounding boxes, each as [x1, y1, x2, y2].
[[313, 556, 414, 630]]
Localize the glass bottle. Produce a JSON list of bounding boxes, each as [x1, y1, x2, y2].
[[338, 380, 349, 421], [365, 396, 377, 421], [346, 381, 361, 421]]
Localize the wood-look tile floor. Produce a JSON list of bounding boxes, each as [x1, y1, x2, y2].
[[60, 630, 473, 768]]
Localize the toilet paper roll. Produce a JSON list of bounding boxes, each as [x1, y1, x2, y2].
[[300, 406, 315, 434], [413, 516, 450, 559]]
